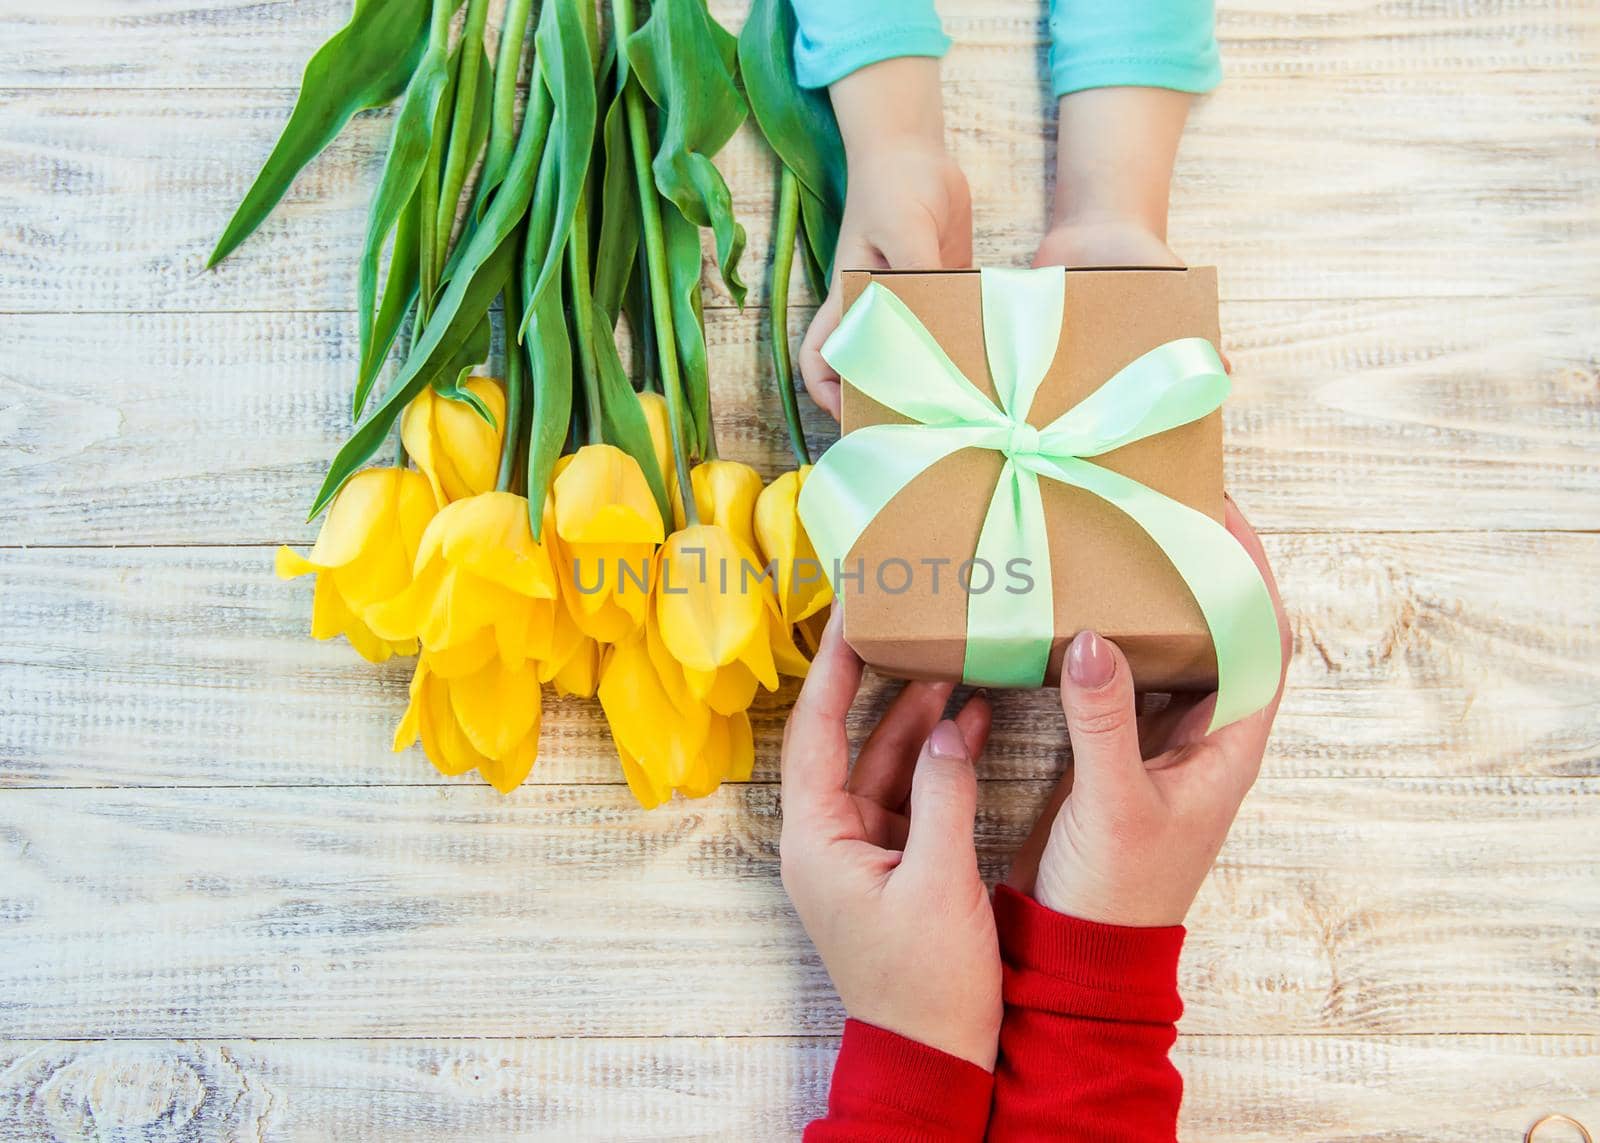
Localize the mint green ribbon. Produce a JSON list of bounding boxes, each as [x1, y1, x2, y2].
[[796, 267, 1281, 730]]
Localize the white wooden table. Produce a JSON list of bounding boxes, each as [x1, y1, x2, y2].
[[2, 1, 1598, 1139]]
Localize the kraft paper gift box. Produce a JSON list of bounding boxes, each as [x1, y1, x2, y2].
[[830, 266, 1226, 693]]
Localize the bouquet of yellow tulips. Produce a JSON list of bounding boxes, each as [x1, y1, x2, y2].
[[215, 0, 843, 806]]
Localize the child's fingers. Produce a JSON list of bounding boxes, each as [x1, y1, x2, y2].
[[799, 288, 843, 420], [876, 224, 943, 271]]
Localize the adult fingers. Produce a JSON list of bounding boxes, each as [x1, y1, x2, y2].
[[1059, 630, 1145, 803], [782, 609, 863, 816], [849, 679, 955, 810], [902, 720, 980, 874], [1003, 764, 1074, 896]]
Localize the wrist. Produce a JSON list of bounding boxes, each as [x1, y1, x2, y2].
[[1050, 86, 1192, 239], [830, 57, 948, 160]]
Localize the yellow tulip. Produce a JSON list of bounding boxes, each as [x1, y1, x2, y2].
[[656, 523, 780, 714], [275, 466, 436, 663], [674, 459, 762, 554], [598, 616, 754, 809], [401, 376, 507, 507], [366, 491, 559, 678], [550, 445, 665, 643], [637, 391, 675, 504], [394, 655, 542, 793], [754, 466, 832, 627]]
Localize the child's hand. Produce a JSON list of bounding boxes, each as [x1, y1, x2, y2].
[[799, 58, 973, 420], [1034, 218, 1182, 270], [1007, 499, 1291, 926], [780, 611, 1000, 1069], [1033, 86, 1193, 273]]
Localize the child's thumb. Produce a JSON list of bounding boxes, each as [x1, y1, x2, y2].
[[903, 720, 979, 871]]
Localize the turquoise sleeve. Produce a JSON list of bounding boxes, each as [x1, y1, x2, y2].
[[1049, 0, 1222, 96], [789, 0, 950, 89], [787, 0, 1218, 97]]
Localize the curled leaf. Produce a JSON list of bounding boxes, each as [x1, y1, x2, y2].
[[624, 0, 748, 306]]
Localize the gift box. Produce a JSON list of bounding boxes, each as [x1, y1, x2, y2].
[[798, 265, 1279, 722]]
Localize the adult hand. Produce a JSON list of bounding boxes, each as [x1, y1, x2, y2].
[[799, 58, 973, 420], [1007, 498, 1291, 926], [780, 611, 1000, 1068]]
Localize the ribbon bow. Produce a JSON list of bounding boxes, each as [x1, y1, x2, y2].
[[797, 267, 1281, 730]]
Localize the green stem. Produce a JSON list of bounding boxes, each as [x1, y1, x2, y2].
[[416, 0, 453, 319], [497, 281, 527, 491], [482, 0, 534, 205], [771, 167, 810, 466], [433, 0, 491, 267], [568, 209, 604, 446], [613, 0, 697, 525]]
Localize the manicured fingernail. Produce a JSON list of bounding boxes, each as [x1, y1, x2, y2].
[[1067, 630, 1114, 689], [973, 688, 991, 703], [928, 720, 967, 759]]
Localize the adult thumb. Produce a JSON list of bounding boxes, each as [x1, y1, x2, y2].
[[1060, 630, 1144, 799], [903, 720, 980, 871]]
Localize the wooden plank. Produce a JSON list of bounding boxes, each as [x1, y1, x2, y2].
[[0, 780, 1594, 1038], [4, 295, 1598, 546], [0, 1035, 1595, 1142], [2, 68, 1595, 314], [2, 535, 1597, 789], [2, 0, 1594, 89]]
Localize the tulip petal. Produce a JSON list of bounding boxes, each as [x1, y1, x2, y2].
[[449, 659, 541, 761], [555, 444, 666, 545], [416, 666, 489, 777], [616, 743, 671, 810], [275, 545, 320, 580], [425, 627, 498, 679], [656, 526, 764, 673]]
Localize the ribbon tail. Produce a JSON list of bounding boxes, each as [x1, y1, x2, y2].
[[1029, 456, 1282, 730], [798, 423, 994, 582], [963, 461, 1054, 687]]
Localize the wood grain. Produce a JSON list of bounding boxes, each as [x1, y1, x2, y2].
[[1, 68, 1595, 315], [2, 0, 1597, 1133], [1, 0, 1594, 88], [1, 1036, 1595, 1142], [3, 534, 1597, 789], [0, 780, 1595, 1039], [3, 295, 1597, 545]]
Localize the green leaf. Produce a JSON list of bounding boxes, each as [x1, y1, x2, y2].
[[737, 0, 844, 247], [518, 0, 598, 339], [433, 0, 493, 270], [796, 189, 832, 299], [354, 186, 422, 417], [591, 298, 671, 524], [209, 0, 438, 267], [662, 205, 711, 457], [353, 6, 454, 413], [522, 246, 572, 540], [624, 0, 748, 306], [768, 167, 809, 465], [427, 313, 496, 424], [308, 29, 558, 521], [592, 69, 638, 323]]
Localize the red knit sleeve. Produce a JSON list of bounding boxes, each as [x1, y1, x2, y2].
[[804, 1019, 995, 1142], [986, 885, 1186, 1143]]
